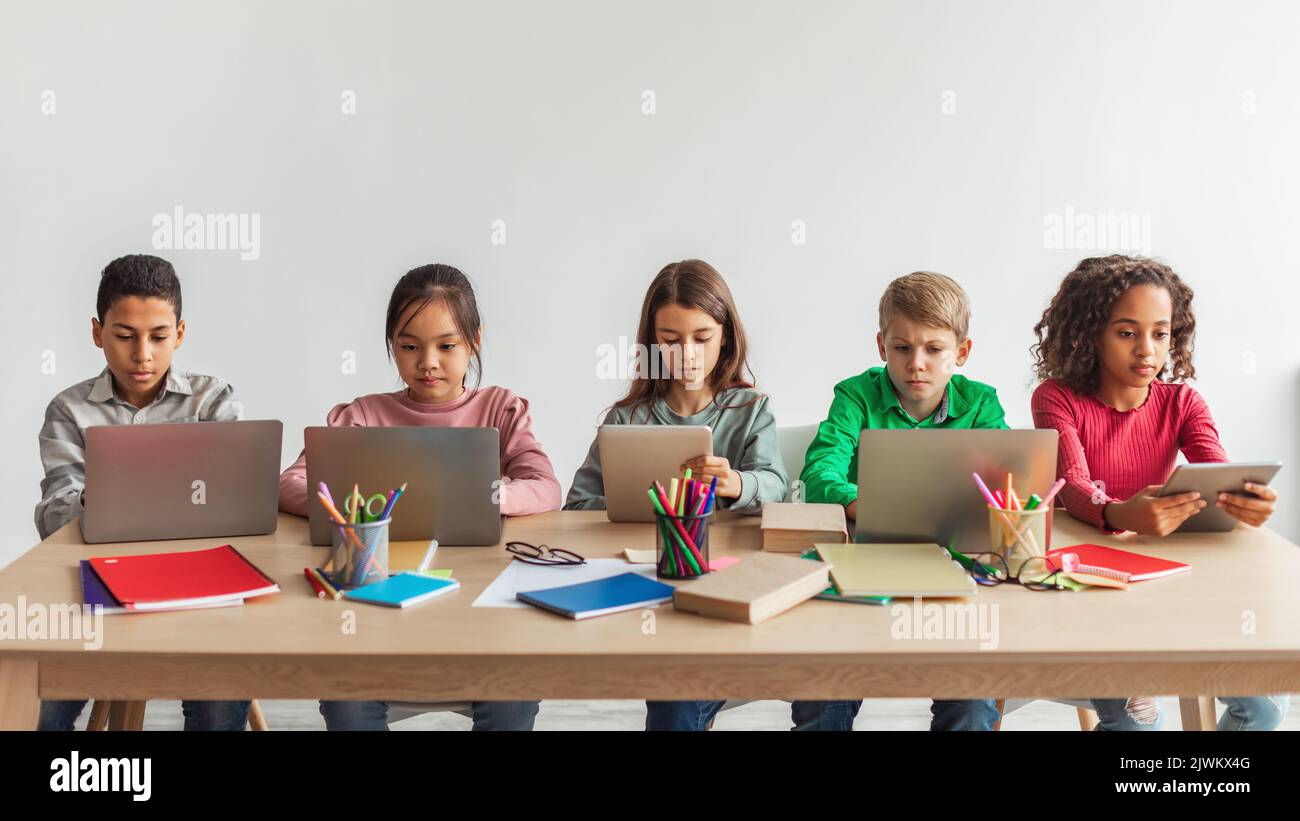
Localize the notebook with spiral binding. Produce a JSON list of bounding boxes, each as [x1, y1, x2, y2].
[[1045, 543, 1190, 582]]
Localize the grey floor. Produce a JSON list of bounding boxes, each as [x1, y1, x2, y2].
[[74, 696, 1300, 731]]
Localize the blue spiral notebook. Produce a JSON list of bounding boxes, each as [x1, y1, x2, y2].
[[343, 573, 461, 608], [516, 571, 675, 620]]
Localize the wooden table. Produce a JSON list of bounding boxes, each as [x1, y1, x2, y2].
[[2, 510, 1299, 730]]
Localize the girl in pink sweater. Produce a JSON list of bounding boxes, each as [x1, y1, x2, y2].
[[279, 265, 561, 520], [1031, 254, 1285, 732], [279, 263, 561, 731]]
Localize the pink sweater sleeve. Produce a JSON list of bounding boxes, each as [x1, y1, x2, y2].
[[277, 402, 368, 517], [494, 393, 563, 516], [1031, 381, 1112, 530], [1178, 387, 1228, 464]]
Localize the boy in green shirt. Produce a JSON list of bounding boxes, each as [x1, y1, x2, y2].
[[798, 271, 1006, 731]]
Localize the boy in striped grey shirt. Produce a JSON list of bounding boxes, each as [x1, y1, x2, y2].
[[35, 254, 249, 731]]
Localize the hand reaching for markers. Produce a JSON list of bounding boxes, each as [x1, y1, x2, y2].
[[681, 455, 742, 499]]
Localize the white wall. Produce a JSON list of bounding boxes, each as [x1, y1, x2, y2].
[[3, 0, 1298, 569]]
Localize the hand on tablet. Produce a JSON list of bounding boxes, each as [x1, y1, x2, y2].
[[1217, 482, 1276, 528], [681, 455, 742, 500], [1105, 484, 1205, 536]]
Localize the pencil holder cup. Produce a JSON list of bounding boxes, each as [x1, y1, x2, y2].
[[987, 505, 1050, 566], [329, 519, 390, 589], [655, 511, 711, 579]]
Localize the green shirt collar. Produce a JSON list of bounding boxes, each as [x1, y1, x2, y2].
[[869, 367, 974, 425]]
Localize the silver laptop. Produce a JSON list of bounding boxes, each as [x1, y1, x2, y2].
[[80, 420, 283, 544], [855, 429, 1059, 552], [597, 425, 712, 522], [305, 426, 503, 546]]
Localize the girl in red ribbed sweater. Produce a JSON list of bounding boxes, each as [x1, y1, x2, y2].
[[1030, 255, 1286, 731]]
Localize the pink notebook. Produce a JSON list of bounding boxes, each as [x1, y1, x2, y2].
[[1046, 543, 1190, 582]]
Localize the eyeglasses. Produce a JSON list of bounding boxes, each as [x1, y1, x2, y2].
[[964, 552, 1066, 591], [505, 541, 586, 566]]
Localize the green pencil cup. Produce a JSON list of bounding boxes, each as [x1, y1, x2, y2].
[[328, 519, 390, 589], [655, 511, 711, 579]]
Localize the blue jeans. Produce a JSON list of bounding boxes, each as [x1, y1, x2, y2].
[[646, 700, 857, 731], [37, 699, 250, 731], [319, 700, 539, 730], [930, 699, 1001, 730], [1217, 695, 1289, 731], [644, 699, 1000, 730], [1091, 697, 1164, 730], [1091, 695, 1290, 731]]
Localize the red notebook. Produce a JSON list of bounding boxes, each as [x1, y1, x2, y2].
[[1045, 543, 1190, 583], [89, 545, 279, 611]]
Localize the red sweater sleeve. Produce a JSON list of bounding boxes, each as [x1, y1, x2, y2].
[[1031, 381, 1113, 530], [495, 393, 563, 516], [1178, 386, 1228, 464], [277, 401, 368, 517]]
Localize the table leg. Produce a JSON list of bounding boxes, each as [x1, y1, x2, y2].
[[0, 659, 40, 730], [87, 700, 111, 731], [107, 700, 147, 731], [248, 699, 269, 731], [1179, 695, 1217, 731]]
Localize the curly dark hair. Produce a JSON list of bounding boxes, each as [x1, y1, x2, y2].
[[1031, 255, 1196, 395], [97, 254, 181, 323]]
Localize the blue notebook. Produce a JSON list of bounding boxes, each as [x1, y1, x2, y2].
[[80, 560, 126, 614], [344, 573, 461, 608], [516, 572, 675, 620]]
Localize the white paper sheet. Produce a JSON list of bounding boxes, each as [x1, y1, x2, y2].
[[472, 558, 660, 608]]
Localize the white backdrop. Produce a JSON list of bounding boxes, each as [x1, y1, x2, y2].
[[3, 0, 1298, 569]]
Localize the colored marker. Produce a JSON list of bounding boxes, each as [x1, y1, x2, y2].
[[310, 567, 341, 600], [1039, 478, 1067, 508], [971, 472, 1000, 508], [304, 567, 327, 598]]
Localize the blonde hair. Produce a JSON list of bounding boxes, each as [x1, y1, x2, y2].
[[878, 271, 971, 341]]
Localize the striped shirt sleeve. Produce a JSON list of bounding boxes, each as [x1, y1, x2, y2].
[[34, 398, 87, 540]]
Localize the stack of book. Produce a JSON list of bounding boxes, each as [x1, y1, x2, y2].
[[760, 503, 848, 552]]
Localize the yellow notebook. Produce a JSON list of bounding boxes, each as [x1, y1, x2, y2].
[[813, 543, 975, 598]]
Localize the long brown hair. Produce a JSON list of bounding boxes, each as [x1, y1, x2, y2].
[[1031, 255, 1197, 395], [385, 263, 483, 390], [611, 259, 759, 420]]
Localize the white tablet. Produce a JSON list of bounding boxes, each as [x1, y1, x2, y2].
[[1156, 462, 1282, 533], [597, 425, 713, 522]]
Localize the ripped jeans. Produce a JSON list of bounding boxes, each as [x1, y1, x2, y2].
[[1091, 695, 1290, 731], [1091, 697, 1163, 731]]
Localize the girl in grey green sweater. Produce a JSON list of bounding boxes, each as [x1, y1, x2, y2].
[[564, 259, 815, 732], [563, 259, 788, 515]]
